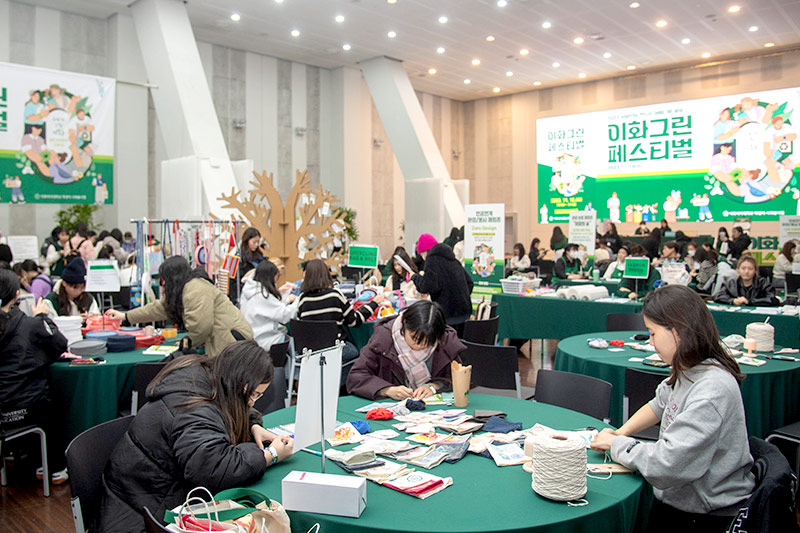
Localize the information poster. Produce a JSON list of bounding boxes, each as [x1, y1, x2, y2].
[[568, 210, 596, 257], [86, 259, 121, 293], [0, 62, 116, 205], [779, 215, 800, 247], [537, 87, 800, 223], [465, 203, 505, 306]]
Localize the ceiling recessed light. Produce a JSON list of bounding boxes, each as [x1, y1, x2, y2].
[[603, 52, 612, 58], [533, 81, 542, 86], [275, 0, 284, 3], [290, 29, 300, 37], [681, 37, 691, 44], [748, 25, 758, 32], [342, 43, 351, 51], [438, 15, 448, 24], [629, 2, 640, 7], [335, 14, 345, 23], [428, 68, 437, 75], [519, 48, 529, 55], [626, 65, 637, 70], [464, 78, 471, 84], [728, 5, 740, 13], [472, 58, 481, 65], [541, 21, 552, 29], [436, 46, 446, 54], [506, 71, 513, 76], [387, 0, 397, 3], [492, 87, 501, 93], [552, 61, 560, 68], [387, 31, 397, 38], [573, 37, 584, 45], [656, 20, 667, 28], [701, 52, 711, 58], [578, 73, 587, 78], [764, 42, 775, 47], [497, 0, 508, 6], [486, 35, 495, 42], [230, 13, 240, 21]]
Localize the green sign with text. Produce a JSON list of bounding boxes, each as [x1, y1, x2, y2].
[[347, 245, 379, 269], [623, 257, 650, 279]]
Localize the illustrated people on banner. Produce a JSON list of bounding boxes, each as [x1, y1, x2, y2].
[[3, 175, 24, 204], [20, 124, 58, 177], [713, 107, 740, 151], [471, 243, 496, 278], [690, 193, 713, 222], [45, 83, 79, 114], [734, 97, 770, 126], [92, 173, 108, 205], [625, 204, 634, 223], [551, 153, 586, 197], [539, 203, 549, 224], [663, 191, 681, 223], [49, 153, 75, 184], [642, 204, 652, 222], [606, 191, 621, 223], [23, 90, 49, 137], [68, 106, 94, 168], [763, 115, 796, 185], [709, 143, 748, 196], [633, 204, 643, 224]]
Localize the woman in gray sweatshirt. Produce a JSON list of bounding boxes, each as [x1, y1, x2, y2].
[[591, 285, 754, 533]]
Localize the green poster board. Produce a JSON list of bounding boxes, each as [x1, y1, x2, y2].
[[623, 257, 650, 279], [347, 245, 379, 269]]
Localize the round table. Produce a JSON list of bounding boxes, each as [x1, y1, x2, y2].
[[247, 394, 649, 533], [554, 331, 800, 438]]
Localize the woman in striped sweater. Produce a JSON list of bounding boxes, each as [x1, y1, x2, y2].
[[296, 260, 384, 373]]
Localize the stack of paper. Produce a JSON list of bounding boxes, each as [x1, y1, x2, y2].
[[382, 472, 453, 499], [486, 442, 528, 466]]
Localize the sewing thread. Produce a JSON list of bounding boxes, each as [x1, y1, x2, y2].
[[530, 433, 587, 502]]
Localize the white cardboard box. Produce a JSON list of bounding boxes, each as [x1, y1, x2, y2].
[[281, 470, 367, 518]]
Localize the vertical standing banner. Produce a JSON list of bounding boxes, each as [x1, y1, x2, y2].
[[779, 215, 800, 247], [568, 210, 597, 258], [0, 62, 116, 205], [465, 203, 505, 307]]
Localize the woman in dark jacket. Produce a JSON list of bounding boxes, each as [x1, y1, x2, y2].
[[640, 228, 662, 260], [411, 236, 474, 335], [0, 269, 68, 483], [347, 300, 465, 401], [714, 256, 779, 307], [99, 340, 293, 533]]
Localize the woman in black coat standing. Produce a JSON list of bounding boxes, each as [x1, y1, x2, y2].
[[640, 228, 662, 260], [98, 341, 294, 533], [411, 234, 474, 337]]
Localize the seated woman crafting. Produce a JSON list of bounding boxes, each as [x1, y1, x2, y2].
[[346, 300, 465, 401], [552, 243, 588, 280], [714, 255, 779, 307]]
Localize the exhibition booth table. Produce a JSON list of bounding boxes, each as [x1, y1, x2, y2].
[[550, 279, 621, 292], [553, 331, 800, 439], [494, 293, 800, 346], [248, 394, 648, 533]]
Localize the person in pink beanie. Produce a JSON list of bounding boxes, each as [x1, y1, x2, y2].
[[416, 233, 438, 256]]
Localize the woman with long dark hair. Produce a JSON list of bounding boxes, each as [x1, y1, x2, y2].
[[528, 238, 546, 266], [549, 226, 568, 253], [591, 285, 754, 532], [0, 269, 69, 484], [99, 340, 292, 533], [508, 242, 530, 272], [44, 257, 98, 317], [640, 227, 662, 260], [384, 246, 422, 300], [772, 240, 796, 290], [13, 259, 54, 301], [106, 256, 252, 355], [240, 260, 298, 351], [240, 227, 266, 278], [603, 222, 621, 254]]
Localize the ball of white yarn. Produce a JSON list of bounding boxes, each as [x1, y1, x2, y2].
[[746, 322, 774, 352], [530, 433, 587, 502]]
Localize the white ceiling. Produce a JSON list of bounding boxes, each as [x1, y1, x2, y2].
[[20, 0, 800, 101]]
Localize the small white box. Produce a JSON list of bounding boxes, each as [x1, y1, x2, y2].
[[281, 470, 367, 518]]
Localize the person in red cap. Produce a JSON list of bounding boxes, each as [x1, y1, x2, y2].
[[411, 233, 473, 337]]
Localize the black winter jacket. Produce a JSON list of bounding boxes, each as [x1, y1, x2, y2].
[[412, 244, 474, 322], [98, 364, 267, 533], [729, 234, 752, 260], [0, 308, 66, 414], [714, 277, 779, 306]]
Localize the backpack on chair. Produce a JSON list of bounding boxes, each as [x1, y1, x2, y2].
[[474, 297, 492, 321]]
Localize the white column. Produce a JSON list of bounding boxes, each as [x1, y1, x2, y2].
[[0, 0, 9, 62], [33, 6, 60, 69], [291, 62, 307, 174]]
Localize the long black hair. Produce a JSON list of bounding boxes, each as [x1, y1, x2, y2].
[[550, 226, 565, 248], [253, 260, 281, 301], [399, 300, 447, 348], [58, 281, 93, 316], [389, 246, 418, 290], [241, 227, 263, 265], [642, 285, 742, 386], [0, 269, 20, 338], [159, 256, 208, 326], [150, 340, 274, 444]]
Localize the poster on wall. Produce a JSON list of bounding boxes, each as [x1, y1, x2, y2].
[[464, 203, 505, 305], [0, 62, 115, 205], [568, 210, 597, 257], [779, 215, 800, 247], [537, 87, 800, 223]]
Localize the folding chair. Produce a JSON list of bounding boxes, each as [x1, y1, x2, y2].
[[461, 340, 534, 400], [533, 369, 612, 421]]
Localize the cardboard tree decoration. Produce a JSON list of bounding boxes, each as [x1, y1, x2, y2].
[[217, 169, 347, 281]]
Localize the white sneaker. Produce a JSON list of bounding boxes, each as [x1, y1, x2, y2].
[[36, 467, 69, 485]]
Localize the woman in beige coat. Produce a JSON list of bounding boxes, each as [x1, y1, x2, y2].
[[107, 257, 252, 355]]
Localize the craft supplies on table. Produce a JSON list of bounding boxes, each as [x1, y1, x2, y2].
[[529, 432, 588, 502], [746, 321, 775, 352]]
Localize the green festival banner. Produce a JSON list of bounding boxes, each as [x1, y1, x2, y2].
[[465, 203, 505, 306], [537, 87, 800, 223], [0, 62, 115, 205]]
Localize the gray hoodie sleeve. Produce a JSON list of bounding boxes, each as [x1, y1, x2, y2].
[[648, 379, 670, 420], [610, 396, 722, 490]]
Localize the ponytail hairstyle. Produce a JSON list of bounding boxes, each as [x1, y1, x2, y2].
[[0, 269, 20, 337], [253, 260, 281, 301], [642, 285, 743, 386]]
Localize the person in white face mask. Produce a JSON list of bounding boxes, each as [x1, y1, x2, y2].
[[684, 242, 698, 271], [553, 243, 586, 281]]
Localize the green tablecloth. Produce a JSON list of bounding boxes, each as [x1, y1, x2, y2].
[[551, 279, 621, 292], [494, 293, 800, 346], [554, 331, 800, 438], [48, 342, 178, 443], [346, 323, 374, 352], [248, 394, 649, 533]]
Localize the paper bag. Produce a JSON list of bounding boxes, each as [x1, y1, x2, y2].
[[451, 361, 472, 408]]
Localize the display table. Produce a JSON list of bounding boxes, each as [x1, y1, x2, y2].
[[494, 293, 800, 346], [48, 343, 178, 443], [346, 322, 374, 352], [550, 279, 621, 292], [554, 331, 800, 438], [248, 394, 649, 533]]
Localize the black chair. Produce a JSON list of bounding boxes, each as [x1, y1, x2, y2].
[[786, 273, 800, 295], [766, 420, 800, 481], [66, 416, 134, 533], [131, 362, 168, 415], [605, 313, 645, 332], [0, 424, 49, 497], [461, 340, 534, 399], [254, 365, 288, 414], [288, 319, 340, 403], [758, 265, 773, 283], [269, 340, 290, 368], [533, 369, 612, 421], [143, 506, 171, 532], [463, 316, 500, 345], [623, 368, 665, 441]]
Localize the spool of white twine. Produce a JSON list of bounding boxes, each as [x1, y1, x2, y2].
[[530, 433, 587, 502], [746, 322, 774, 352]]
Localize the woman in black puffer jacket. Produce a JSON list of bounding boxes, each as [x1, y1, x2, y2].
[[98, 341, 294, 533]]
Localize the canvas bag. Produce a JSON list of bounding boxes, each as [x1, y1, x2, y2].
[[165, 487, 290, 533]]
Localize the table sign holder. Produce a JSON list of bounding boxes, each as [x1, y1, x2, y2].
[[86, 260, 122, 330], [292, 341, 344, 473]]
